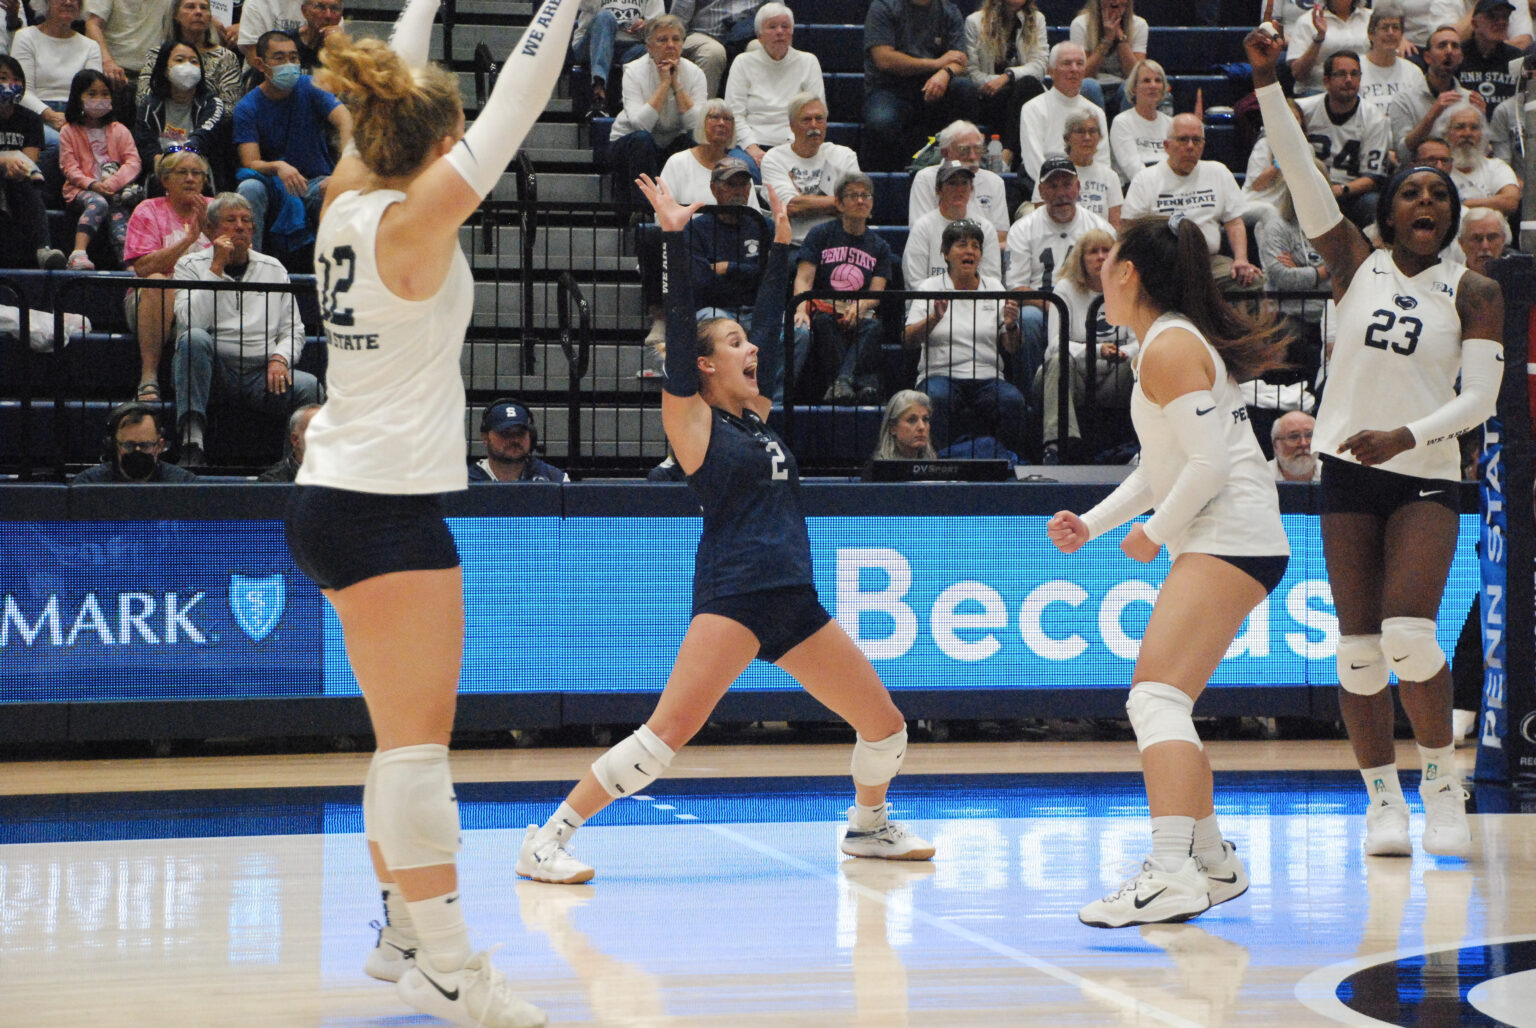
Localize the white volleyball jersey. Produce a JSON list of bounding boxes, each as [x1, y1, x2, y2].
[[1131, 313, 1288, 559], [1315, 248, 1468, 481], [298, 189, 475, 494]]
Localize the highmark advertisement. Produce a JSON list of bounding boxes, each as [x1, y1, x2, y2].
[[2, 514, 1480, 702]]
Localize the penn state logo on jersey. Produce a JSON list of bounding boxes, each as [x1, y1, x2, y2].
[[1395, 294, 1418, 311]]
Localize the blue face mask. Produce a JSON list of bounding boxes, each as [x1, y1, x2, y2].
[[269, 63, 302, 90], [0, 82, 23, 105]]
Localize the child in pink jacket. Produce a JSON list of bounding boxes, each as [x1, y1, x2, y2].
[[58, 69, 142, 270]]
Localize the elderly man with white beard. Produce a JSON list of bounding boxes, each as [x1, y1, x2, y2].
[[1268, 410, 1321, 482], [1442, 102, 1520, 216]]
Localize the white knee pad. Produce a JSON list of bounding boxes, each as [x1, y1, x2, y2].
[[1337, 633, 1389, 696], [592, 725, 675, 799], [363, 750, 382, 844], [369, 743, 461, 871], [1381, 617, 1445, 683], [1125, 681, 1201, 751], [851, 727, 907, 787]]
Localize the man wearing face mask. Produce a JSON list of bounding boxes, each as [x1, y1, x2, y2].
[[73, 402, 199, 483], [233, 29, 352, 253]]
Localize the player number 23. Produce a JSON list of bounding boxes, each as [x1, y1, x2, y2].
[[1363, 309, 1422, 357]]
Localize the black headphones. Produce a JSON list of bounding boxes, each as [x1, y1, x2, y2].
[[102, 401, 164, 461]]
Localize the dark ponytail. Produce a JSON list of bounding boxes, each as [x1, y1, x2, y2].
[[1115, 216, 1290, 382]]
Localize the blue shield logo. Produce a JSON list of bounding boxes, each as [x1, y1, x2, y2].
[[229, 573, 285, 642]]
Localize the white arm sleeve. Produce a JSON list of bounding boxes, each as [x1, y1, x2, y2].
[[441, 0, 579, 198], [1080, 466, 1155, 541], [388, 0, 440, 67], [1140, 390, 1231, 546], [1255, 81, 1342, 239], [1404, 338, 1504, 448]]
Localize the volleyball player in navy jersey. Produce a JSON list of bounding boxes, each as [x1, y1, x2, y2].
[[516, 176, 934, 884], [282, 0, 577, 1024], [1248, 17, 1503, 860]]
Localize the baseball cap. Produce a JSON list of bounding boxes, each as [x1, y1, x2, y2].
[[1475, 0, 1515, 15], [711, 156, 754, 183], [1039, 152, 1077, 181], [482, 399, 532, 433], [935, 160, 976, 186]]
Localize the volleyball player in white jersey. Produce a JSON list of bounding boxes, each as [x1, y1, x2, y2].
[[1048, 213, 1292, 929], [1247, 17, 1503, 860], [283, 1, 577, 1025]]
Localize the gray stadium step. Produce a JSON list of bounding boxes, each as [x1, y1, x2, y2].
[[459, 225, 632, 274], [462, 341, 652, 392], [471, 282, 645, 331]]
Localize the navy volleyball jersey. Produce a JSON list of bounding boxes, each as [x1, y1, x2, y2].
[[687, 406, 814, 607]]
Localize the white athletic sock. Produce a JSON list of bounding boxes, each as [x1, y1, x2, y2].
[[1361, 763, 1406, 806], [541, 801, 587, 845], [851, 801, 888, 829], [1149, 815, 1195, 872], [1417, 743, 1458, 786], [381, 884, 416, 934], [407, 892, 472, 973], [1191, 813, 1225, 865]]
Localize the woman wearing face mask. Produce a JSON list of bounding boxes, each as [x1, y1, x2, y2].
[[10, 0, 102, 146], [137, 0, 243, 107], [134, 40, 230, 187]]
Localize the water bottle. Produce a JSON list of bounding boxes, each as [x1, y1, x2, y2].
[[984, 135, 1006, 174]]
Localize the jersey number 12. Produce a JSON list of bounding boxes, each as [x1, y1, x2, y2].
[[317, 246, 356, 326]]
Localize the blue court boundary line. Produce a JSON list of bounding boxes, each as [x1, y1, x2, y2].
[[0, 769, 1471, 846]]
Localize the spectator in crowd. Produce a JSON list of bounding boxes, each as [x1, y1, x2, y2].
[[905, 161, 1003, 286], [861, 388, 938, 478], [1396, 0, 1472, 54], [1, 0, 15, 53], [1299, 50, 1392, 228], [1244, 95, 1306, 212], [1287, 0, 1371, 95], [1007, 153, 1113, 386], [1488, 53, 1535, 165], [909, 120, 1011, 245], [1122, 114, 1262, 293], [234, 30, 351, 254], [723, 3, 823, 166], [1070, 0, 1146, 115], [170, 191, 321, 467], [1458, 0, 1523, 106], [133, 41, 229, 187], [862, 0, 977, 173], [1019, 42, 1109, 188], [904, 217, 1025, 457], [609, 15, 705, 208], [687, 158, 767, 317], [1109, 58, 1170, 185], [1358, 7, 1424, 119], [965, 0, 1048, 171], [137, 0, 242, 107], [1035, 111, 1122, 226], [790, 171, 891, 404], [1256, 155, 1331, 390], [257, 401, 320, 481], [86, 0, 174, 117], [12, 0, 101, 145], [58, 69, 142, 271], [571, 0, 660, 121], [1458, 205, 1512, 275], [74, 401, 198, 482], [236, 0, 304, 63], [1039, 228, 1133, 463], [123, 148, 212, 401], [292, 0, 345, 72], [660, 98, 759, 204], [1268, 410, 1321, 482], [468, 398, 570, 482], [1388, 24, 1475, 158], [1468, 0, 1535, 47], [1445, 102, 1521, 214], [760, 92, 860, 247], [670, 0, 759, 99], [0, 56, 66, 271]]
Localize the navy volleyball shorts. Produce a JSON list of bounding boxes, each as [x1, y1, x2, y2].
[[1320, 455, 1460, 519], [285, 485, 460, 591], [696, 583, 833, 663], [1207, 553, 1289, 595]]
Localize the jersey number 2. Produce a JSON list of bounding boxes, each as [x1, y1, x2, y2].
[[1363, 309, 1422, 356], [765, 440, 789, 480], [318, 246, 356, 326]]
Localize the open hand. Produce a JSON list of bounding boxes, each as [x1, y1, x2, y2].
[[635, 174, 704, 232]]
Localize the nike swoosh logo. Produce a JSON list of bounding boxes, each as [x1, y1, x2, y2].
[[1372, 267, 1389, 274], [1496, 353, 1505, 361], [445, 895, 458, 904], [1393, 654, 1409, 662], [1350, 663, 1370, 670], [1208, 873, 1239, 884], [1195, 406, 1215, 416], [416, 968, 460, 1002], [1418, 489, 1443, 497], [1133, 887, 1168, 909]]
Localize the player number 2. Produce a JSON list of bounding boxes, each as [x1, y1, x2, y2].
[[317, 245, 356, 326], [765, 440, 789, 480]]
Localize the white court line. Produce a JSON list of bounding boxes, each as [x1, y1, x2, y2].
[[700, 820, 1206, 1028], [1293, 931, 1536, 1025]]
